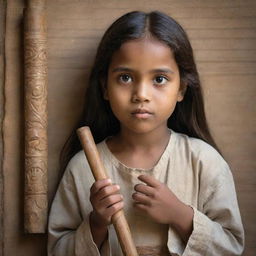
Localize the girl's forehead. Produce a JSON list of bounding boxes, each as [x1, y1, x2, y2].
[[119, 37, 172, 56], [109, 37, 177, 70]]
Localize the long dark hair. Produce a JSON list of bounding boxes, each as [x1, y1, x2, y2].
[[60, 11, 220, 173]]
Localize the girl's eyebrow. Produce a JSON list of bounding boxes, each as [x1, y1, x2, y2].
[[111, 67, 174, 74], [111, 67, 132, 73], [152, 68, 174, 74]]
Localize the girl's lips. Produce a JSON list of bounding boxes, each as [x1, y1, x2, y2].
[[131, 109, 153, 119]]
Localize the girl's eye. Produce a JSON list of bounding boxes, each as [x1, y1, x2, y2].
[[153, 76, 168, 85], [119, 74, 132, 84]]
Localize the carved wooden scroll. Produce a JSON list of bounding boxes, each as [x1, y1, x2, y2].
[[24, 0, 48, 233]]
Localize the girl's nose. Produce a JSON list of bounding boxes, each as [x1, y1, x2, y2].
[[131, 81, 151, 103]]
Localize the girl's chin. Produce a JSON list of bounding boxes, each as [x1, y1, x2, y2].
[[120, 123, 168, 135]]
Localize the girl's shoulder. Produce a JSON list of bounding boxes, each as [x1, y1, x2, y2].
[[64, 140, 108, 176], [66, 150, 88, 171], [172, 129, 224, 162], [172, 130, 232, 183], [61, 143, 106, 188]]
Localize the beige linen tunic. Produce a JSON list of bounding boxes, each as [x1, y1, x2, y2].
[[48, 130, 244, 256]]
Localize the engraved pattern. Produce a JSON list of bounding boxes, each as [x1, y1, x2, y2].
[[25, 158, 47, 194], [24, 194, 47, 233], [24, 4, 48, 233]]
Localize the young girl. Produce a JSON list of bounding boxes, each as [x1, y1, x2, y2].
[[48, 11, 244, 256]]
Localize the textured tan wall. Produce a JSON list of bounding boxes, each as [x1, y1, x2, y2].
[[2, 0, 256, 255], [0, 0, 6, 255]]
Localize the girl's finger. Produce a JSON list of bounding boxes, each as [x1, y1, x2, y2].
[[106, 201, 124, 217], [90, 179, 112, 194], [138, 175, 160, 188], [134, 202, 148, 212], [97, 184, 120, 200], [132, 192, 151, 205], [100, 194, 123, 208], [134, 183, 155, 196]]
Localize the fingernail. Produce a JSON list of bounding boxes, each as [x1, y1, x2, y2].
[[107, 179, 112, 183], [116, 185, 120, 189]]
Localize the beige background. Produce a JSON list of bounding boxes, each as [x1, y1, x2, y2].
[[1, 0, 256, 255]]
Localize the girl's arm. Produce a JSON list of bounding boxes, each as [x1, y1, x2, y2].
[[89, 212, 108, 249], [132, 175, 194, 243], [133, 170, 244, 255], [170, 202, 194, 243], [182, 168, 244, 256], [48, 155, 112, 256]]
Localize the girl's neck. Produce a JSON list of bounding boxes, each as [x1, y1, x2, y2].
[[106, 126, 171, 169], [117, 127, 170, 150]]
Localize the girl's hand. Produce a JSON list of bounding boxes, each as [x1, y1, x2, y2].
[[90, 179, 124, 228], [132, 175, 193, 236]]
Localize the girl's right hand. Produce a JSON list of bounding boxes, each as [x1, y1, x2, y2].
[[90, 179, 124, 228]]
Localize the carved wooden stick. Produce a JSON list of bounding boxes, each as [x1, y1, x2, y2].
[[24, 0, 48, 233], [77, 127, 138, 256]]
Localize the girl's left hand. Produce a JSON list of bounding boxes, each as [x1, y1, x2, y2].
[[132, 174, 191, 226]]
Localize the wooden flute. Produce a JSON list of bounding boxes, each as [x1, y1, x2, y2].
[[77, 126, 138, 256]]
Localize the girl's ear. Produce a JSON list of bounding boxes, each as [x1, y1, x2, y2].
[[100, 79, 109, 100], [177, 82, 187, 102]]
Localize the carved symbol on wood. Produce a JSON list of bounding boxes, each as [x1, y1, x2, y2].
[[24, 2, 48, 233]]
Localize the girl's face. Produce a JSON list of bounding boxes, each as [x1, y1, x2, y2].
[[105, 37, 184, 135]]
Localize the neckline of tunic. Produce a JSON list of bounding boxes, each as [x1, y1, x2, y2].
[[100, 129, 177, 176]]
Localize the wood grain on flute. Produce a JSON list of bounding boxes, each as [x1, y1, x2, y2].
[[77, 126, 138, 256]]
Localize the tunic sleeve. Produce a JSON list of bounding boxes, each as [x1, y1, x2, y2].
[[182, 163, 244, 256], [47, 155, 111, 256]]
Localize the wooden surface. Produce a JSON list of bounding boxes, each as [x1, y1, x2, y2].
[[0, 0, 6, 255], [2, 0, 256, 255], [24, 0, 48, 234]]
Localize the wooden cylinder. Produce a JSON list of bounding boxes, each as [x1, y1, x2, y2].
[[77, 126, 138, 256], [24, 0, 48, 233]]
